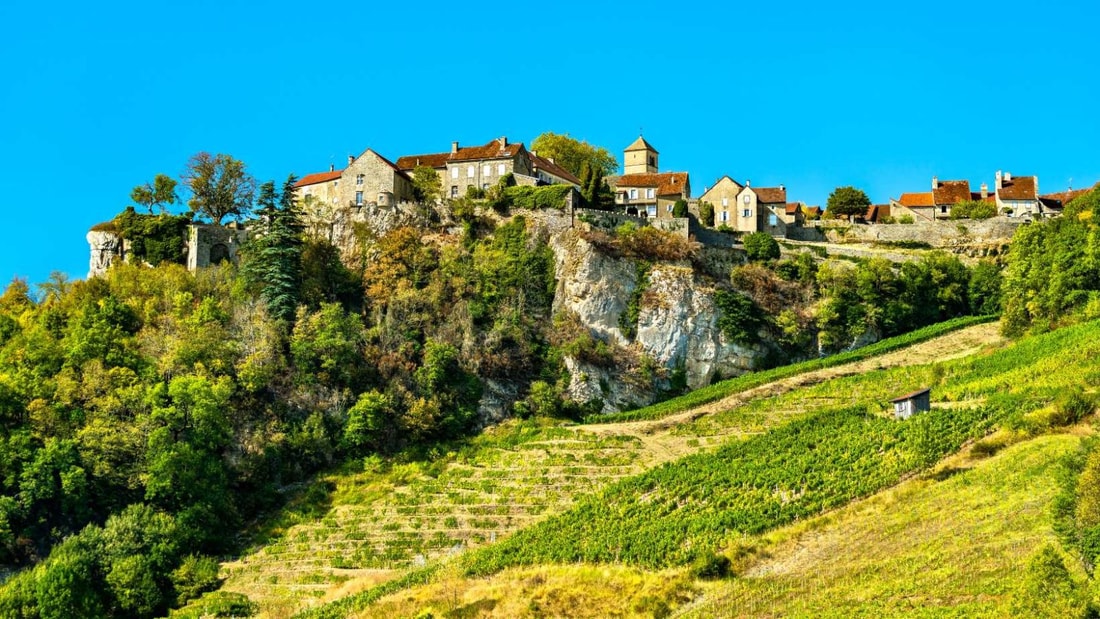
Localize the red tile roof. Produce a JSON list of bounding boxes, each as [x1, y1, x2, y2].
[[864, 204, 892, 222], [1039, 188, 1091, 209], [998, 176, 1037, 201], [805, 206, 823, 218], [932, 180, 971, 205], [295, 170, 342, 188], [624, 136, 658, 153], [785, 202, 801, 215], [530, 152, 582, 185], [395, 138, 526, 170], [898, 192, 935, 207], [753, 186, 787, 204], [616, 172, 690, 197]]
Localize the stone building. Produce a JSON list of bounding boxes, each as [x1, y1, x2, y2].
[[294, 148, 414, 210], [529, 152, 582, 187], [994, 171, 1041, 218], [187, 224, 248, 270], [610, 136, 691, 219], [396, 137, 535, 199], [698, 176, 787, 235]]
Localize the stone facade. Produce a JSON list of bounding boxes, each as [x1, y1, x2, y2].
[[396, 137, 541, 201], [187, 224, 248, 270], [623, 136, 658, 174]]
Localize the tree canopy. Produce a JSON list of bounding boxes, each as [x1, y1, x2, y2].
[[411, 165, 442, 203], [182, 152, 256, 224], [130, 174, 179, 214], [530, 132, 618, 178], [826, 186, 871, 221]]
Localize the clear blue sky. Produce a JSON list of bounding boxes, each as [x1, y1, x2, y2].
[[2, 0, 1098, 288]]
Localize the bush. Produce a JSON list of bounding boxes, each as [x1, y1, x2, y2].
[[743, 232, 780, 261], [714, 289, 765, 346], [114, 208, 191, 266], [898, 215, 915, 224], [502, 184, 571, 210], [949, 199, 997, 220], [690, 551, 732, 580]]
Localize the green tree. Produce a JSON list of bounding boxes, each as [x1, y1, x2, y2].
[[968, 260, 1003, 315], [130, 174, 180, 214], [343, 390, 395, 452], [826, 186, 872, 221], [182, 152, 256, 224], [243, 176, 304, 323], [743, 232, 780, 261], [672, 199, 688, 218], [411, 165, 442, 203], [949, 199, 997, 220], [699, 201, 715, 227], [531, 132, 618, 177]]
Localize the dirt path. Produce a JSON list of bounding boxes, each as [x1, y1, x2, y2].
[[586, 322, 1004, 445]]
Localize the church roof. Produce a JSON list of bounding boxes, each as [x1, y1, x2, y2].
[[624, 136, 658, 153]]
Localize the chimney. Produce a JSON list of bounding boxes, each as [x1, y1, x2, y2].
[[348, 155, 355, 166], [329, 163, 335, 172], [779, 184, 785, 192], [980, 182, 988, 199], [451, 141, 459, 154], [498, 136, 507, 149], [995, 170, 1003, 190], [746, 179, 751, 187], [1005, 171, 1012, 182], [932, 176, 938, 190]]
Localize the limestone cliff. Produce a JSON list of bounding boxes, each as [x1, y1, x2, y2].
[[87, 228, 122, 278]]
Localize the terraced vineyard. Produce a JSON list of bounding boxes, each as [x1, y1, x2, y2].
[[219, 425, 650, 615]]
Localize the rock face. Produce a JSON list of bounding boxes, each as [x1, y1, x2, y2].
[[87, 229, 122, 278], [549, 228, 765, 409]]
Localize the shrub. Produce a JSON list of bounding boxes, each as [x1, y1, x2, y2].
[[949, 199, 997, 220], [690, 551, 732, 579], [743, 232, 780, 261], [898, 214, 915, 224], [714, 289, 764, 346]]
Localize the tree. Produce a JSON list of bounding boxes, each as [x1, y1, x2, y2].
[[672, 199, 688, 218], [530, 132, 618, 178], [411, 165, 442, 204], [743, 232, 780, 261], [181, 152, 256, 224], [130, 174, 179, 214], [826, 186, 872, 221], [699, 201, 715, 227], [243, 176, 304, 323]]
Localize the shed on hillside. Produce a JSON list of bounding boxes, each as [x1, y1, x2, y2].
[[891, 388, 931, 420]]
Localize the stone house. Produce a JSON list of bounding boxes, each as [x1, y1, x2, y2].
[[529, 152, 582, 187], [294, 148, 413, 213], [782, 202, 805, 226], [395, 137, 535, 199], [890, 191, 936, 222], [995, 171, 1041, 218], [1039, 186, 1093, 217], [698, 177, 787, 235], [891, 176, 994, 221]]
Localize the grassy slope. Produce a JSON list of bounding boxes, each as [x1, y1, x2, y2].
[[206, 318, 1079, 617], [683, 432, 1081, 618], [350, 432, 1080, 619]]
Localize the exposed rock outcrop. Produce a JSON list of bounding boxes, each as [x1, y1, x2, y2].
[[87, 228, 122, 278]]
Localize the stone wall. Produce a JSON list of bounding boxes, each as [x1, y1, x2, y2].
[[653, 217, 690, 238], [822, 217, 1020, 248], [187, 224, 248, 270]]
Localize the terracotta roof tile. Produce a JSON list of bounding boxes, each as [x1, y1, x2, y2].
[[932, 180, 971, 205], [753, 186, 787, 204], [295, 170, 342, 188], [898, 192, 935, 207], [530, 152, 581, 185], [1039, 188, 1090, 209], [805, 206, 822, 218], [395, 138, 526, 170], [998, 176, 1037, 201], [864, 204, 892, 222], [785, 202, 800, 215], [616, 172, 689, 197]]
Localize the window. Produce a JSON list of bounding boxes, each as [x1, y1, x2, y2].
[[647, 205, 657, 217], [648, 155, 655, 167], [467, 166, 475, 178], [333, 180, 338, 189], [355, 191, 363, 205], [722, 198, 728, 207], [743, 194, 750, 204], [666, 204, 672, 213], [483, 165, 491, 177], [356, 174, 364, 186], [451, 167, 458, 179], [451, 185, 458, 197], [720, 211, 728, 222], [629, 189, 638, 200], [646, 188, 655, 199], [743, 209, 751, 218], [498, 163, 506, 175], [768, 214, 777, 226]]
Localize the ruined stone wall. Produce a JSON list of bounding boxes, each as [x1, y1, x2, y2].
[[187, 224, 248, 270]]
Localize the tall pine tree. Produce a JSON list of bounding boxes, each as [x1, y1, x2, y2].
[[244, 176, 304, 324]]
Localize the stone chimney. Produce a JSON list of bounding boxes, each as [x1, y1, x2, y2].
[[980, 182, 988, 199], [1005, 171, 1012, 182], [451, 141, 459, 154], [746, 179, 751, 187], [932, 176, 938, 190], [498, 136, 508, 149], [779, 184, 785, 192], [329, 163, 334, 172], [348, 155, 355, 166], [995, 170, 1003, 190]]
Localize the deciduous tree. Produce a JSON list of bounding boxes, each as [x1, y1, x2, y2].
[[130, 174, 180, 214], [531, 132, 618, 178], [181, 152, 256, 224], [826, 186, 871, 221]]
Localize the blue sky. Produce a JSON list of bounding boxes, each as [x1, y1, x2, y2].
[[2, 0, 1098, 287]]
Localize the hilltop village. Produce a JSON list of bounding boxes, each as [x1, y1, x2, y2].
[[88, 133, 1094, 275]]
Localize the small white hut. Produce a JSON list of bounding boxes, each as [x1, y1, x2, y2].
[[891, 388, 931, 420]]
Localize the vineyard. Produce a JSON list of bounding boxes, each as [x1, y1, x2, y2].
[[465, 319, 1100, 576]]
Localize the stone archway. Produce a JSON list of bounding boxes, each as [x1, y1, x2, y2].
[[209, 243, 230, 264]]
